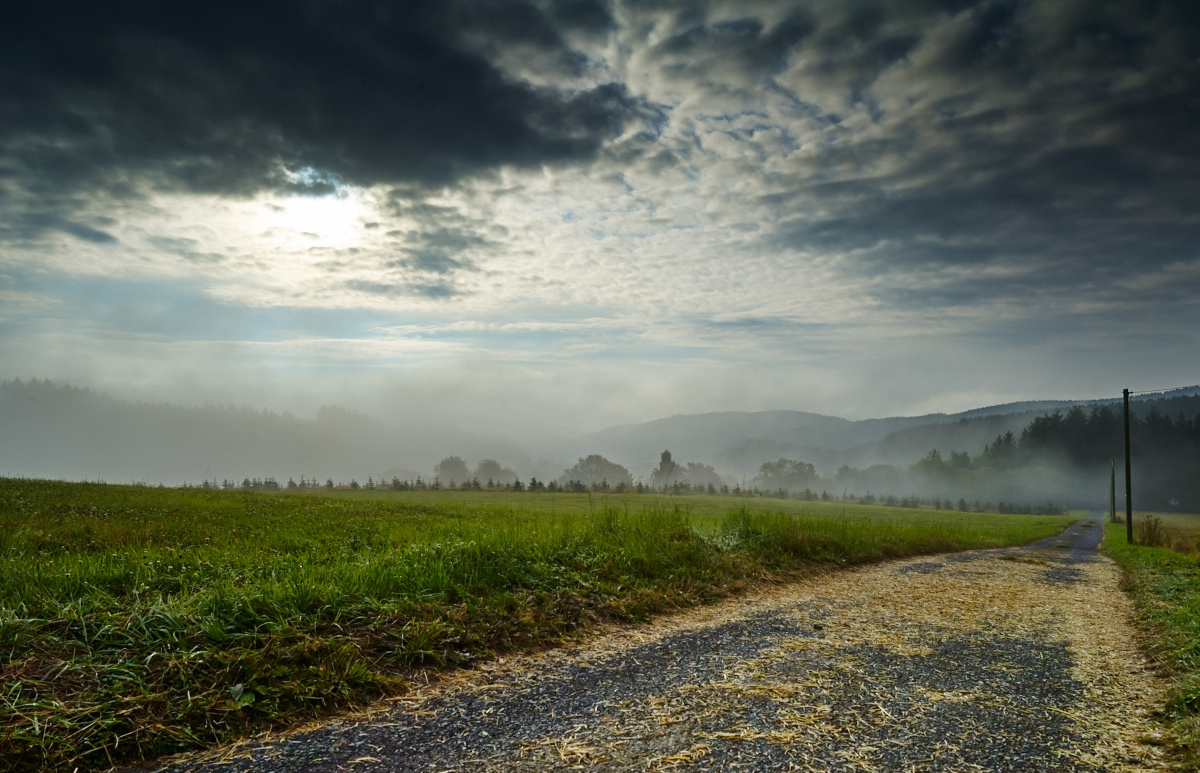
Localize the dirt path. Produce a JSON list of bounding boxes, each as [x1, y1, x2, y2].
[[142, 513, 1174, 772]]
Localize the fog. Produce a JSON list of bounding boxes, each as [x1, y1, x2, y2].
[[4, 379, 1194, 512]]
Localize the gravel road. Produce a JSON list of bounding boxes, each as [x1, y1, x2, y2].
[[138, 513, 1173, 772]]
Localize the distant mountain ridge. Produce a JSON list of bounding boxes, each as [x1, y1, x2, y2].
[[563, 388, 1200, 478], [2, 378, 1197, 485]]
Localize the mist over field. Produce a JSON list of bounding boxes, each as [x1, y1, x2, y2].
[[4, 378, 1197, 511]]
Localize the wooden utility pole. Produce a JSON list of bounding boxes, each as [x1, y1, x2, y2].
[[1124, 388, 1133, 544], [1110, 459, 1116, 524]]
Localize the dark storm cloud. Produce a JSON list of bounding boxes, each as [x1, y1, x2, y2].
[[0, 0, 633, 204], [714, 0, 1200, 310], [651, 11, 817, 77], [549, 0, 619, 33]]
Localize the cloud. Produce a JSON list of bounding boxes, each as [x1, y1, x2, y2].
[[345, 279, 461, 300], [624, 0, 1200, 317], [147, 236, 224, 263], [650, 11, 817, 80], [2, 0, 1199, 433], [2, 211, 119, 245], [384, 222, 490, 276], [0, 0, 639, 207]]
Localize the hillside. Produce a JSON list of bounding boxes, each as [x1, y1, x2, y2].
[[3, 379, 1196, 485], [561, 402, 1083, 477], [561, 389, 1200, 478], [0, 380, 529, 485]]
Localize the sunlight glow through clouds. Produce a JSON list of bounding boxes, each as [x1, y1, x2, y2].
[[258, 190, 371, 253]]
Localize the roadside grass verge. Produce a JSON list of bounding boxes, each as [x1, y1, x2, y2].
[[1, 478, 1072, 772], [1103, 519, 1200, 767]]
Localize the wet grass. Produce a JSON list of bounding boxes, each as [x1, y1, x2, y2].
[[1103, 519, 1200, 767], [0, 478, 1072, 772]]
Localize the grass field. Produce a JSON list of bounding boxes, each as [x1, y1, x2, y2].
[[1, 478, 1074, 772], [1127, 510, 1200, 554], [1103, 515, 1200, 768]]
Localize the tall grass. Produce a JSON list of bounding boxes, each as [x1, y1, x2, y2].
[[0, 478, 1071, 772], [1103, 520, 1200, 767]]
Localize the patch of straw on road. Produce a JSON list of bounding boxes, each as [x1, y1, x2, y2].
[[1046, 557, 1174, 772], [573, 552, 1177, 771], [650, 741, 711, 768]]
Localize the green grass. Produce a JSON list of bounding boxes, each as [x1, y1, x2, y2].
[[1103, 519, 1200, 767], [0, 478, 1073, 772]]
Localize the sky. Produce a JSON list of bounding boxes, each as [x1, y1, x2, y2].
[[2, 0, 1198, 436]]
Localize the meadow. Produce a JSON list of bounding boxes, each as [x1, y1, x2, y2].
[[1103, 513, 1200, 767], [1128, 510, 1200, 554], [0, 478, 1073, 772]]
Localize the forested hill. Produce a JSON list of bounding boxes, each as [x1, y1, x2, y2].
[[895, 393, 1200, 511], [563, 399, 1109, 476], [855, 389, 1200, 468], [1012, 398, 1200, 510]]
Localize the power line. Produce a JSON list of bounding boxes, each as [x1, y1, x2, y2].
[[1126, 383, 1200, 396]]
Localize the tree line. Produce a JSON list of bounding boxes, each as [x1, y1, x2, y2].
[[201, 399, 1200, 511], [912, 403, 1200, 510], [193, 472, 1062, 514]]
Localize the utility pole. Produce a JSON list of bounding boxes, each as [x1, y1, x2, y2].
[[1110, 459, 1116, 524], [1124, 388, 1133, 544]]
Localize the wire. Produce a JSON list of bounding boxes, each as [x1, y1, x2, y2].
[[1126, 384, 1200, 396]]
